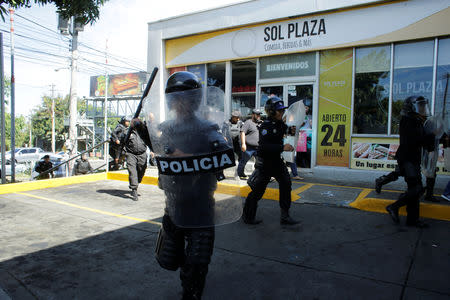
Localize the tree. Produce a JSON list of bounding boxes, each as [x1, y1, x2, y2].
[[3, 112, 29, 150], [0, 0, 109, 24], [31, 94, 73, 151]]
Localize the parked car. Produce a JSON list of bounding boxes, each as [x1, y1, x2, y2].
[[5, 148, 22, 163], [6, 147, 50, 163], [56, 151, 70, 161], [0, 159, 27, 177], [30, 154, 67, 180]]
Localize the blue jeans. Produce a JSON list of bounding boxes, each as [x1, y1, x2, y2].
[[237, 146, 257, 176], [444, 180, 450, 196], [288, 161, 298, 177]]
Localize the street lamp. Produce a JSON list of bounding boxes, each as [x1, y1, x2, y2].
[[52, 67, 69, 153], [49, 83, 56, 153]]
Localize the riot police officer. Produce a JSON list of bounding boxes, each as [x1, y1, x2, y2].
[[386, 96, 435, 228], [125, 118, 151, 201], [243, 96, 299, 225], [109, 116, 130, 170], [153, 71, 236, 299]]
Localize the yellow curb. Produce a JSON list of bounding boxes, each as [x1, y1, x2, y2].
[[350, 195, 450, 222], [0, 173, 107, 195], [4, 172, 449, 222], [105, 173, 286, 201]]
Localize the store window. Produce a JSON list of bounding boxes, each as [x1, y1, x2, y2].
[[231, 60, 256, 118], [207, 63, 225, 91], [260, 85, 283, 109], [353, 45, 390, 134], [391, 40, 434, 134], [207, 63, 225, 112], [435, 38, 450, 120]]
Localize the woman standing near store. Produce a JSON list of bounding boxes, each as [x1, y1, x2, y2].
[[297, 99, 312, 169]]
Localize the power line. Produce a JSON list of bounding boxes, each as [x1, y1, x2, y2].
[[15, 13, 70, 41], [1, 11, 148, 81]]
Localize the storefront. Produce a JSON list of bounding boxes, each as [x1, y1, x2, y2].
[[147, 0, 450, 174]]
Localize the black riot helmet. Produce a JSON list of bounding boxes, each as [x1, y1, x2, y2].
[[401, 96, 430, 117], [165, 71, 202, 112], [119, 116, 130, 125], [265, 96, 287, 118], [303, 98, 312, 108], [165, 71, 201, 93]]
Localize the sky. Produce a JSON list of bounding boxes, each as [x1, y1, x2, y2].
[[0, 0, 245, 117]]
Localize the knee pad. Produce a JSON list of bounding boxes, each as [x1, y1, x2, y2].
[[184, 228, 215, 265], [155, 216, 185, 271]]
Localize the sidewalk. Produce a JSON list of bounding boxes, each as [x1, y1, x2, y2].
[[133, 165, 450, 221]]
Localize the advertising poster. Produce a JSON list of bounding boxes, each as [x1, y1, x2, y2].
[[187, 64, 206, 86], [352, 137, 450, 175], [90, 72, 147, 97], [351, 137, 399, 172], [169, 66, 186, 75], [317, 48, 352, 166]]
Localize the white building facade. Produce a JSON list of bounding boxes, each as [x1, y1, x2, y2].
[[147, 0, 450, 174]]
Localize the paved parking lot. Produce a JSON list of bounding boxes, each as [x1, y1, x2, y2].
[[0, 178, 449, 299]]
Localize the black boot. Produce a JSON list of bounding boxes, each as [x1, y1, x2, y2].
[[375, 177, 383, 194], [131, 189, 138, 201], [386, 204, 399, 224], [406, 220, 429, 228], [424, 177, 439, 202], [243, 194, 262, 224], [181, 264, 207, 300], [242, 215, 262, 225], [375, 171, 399, 194], [182, 288, 202, 300], [280, 209, 299, 225]]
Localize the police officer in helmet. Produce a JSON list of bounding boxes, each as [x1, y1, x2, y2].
[[109, 116, 130, 170], [386, 96, 435, 228], [243, 96, 300, 225], [154, 71, 234, 299]]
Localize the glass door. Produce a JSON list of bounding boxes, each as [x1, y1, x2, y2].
[[259, 85, 283, 109], [286, 84, 313, 169], [259, 83, 315, 169]]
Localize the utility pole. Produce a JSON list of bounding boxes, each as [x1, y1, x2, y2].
[[50, 84, 56, 153], [29, 117, 32, 147], [68, 26, 78, 174], [59, 14, 83, 174], [104, 39, 109, 172], [1, 33, 6, 184], [9, 8, 15, 183]]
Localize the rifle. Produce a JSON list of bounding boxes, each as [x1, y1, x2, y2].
[[119, 67, 158, 156]]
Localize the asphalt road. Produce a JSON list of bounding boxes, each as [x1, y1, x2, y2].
[[0, 179, 449, 299]]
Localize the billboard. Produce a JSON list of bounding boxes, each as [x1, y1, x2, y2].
[[90, 72, 147, 97]]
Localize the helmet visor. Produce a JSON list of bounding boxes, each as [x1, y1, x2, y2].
[[165, 88, 203, 119], [413, 98, 430, 117]]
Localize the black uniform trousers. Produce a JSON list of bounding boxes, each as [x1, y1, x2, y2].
[[244, 159, 292, 220], [126, 152, 147, 190], [156, 214, 215, 297], [390, 160, 424, 224]]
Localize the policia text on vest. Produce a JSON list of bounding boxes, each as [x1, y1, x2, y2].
[[156, 148, 235, 175]]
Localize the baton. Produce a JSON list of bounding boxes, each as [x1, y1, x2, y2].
[[120, 67, 158, 155]]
